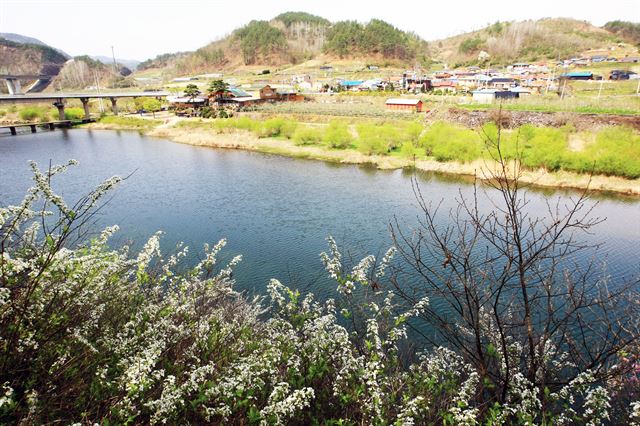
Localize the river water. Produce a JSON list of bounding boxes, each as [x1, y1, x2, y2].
[[1, 129, 639, 300]]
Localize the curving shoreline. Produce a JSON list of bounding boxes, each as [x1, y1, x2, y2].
[[85, 121, 640, 196]]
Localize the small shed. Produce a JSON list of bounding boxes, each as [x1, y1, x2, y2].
[[385, 98, 423, 112]]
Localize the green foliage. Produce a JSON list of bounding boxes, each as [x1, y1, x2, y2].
[[323, 21, 363, 57], [399, 141, 421, 158], [322, 121, 352, 148], [508, 125, 569, 171], [183, 84, 201, 99], [420, 121, 483, 162], [207, 79, 228, 95], [18, 106, 50, 122], [257, 118, 297, 138], [356, 123, 390, 155], [142, 99, 162, 116], [64, 107, 85, 121], [570, 126, 640, 178], [274, 12, 330, 27], [234, 20, 287, 64], [292, 126, 324, 145], [484, 123, 640, 178], [403, 121, 424, 146], [458, 37, 485, 54], [324, 19, 423, 60], [487, 21, 504, 35], [195, 47, 225, 64]]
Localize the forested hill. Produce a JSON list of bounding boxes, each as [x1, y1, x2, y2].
[[137, 15, 639, 75], [138, 12, 429, 74]]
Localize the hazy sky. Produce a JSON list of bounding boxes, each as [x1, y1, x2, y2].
[[0, 0, 638, 60]]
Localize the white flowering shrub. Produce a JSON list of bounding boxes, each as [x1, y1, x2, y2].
[[0, 161, 637, 424]]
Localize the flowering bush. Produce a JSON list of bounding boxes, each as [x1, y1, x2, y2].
[[0, 161, 638, 424]]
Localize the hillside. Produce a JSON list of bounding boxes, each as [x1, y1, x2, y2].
[[431, 18, 638, 66], [0, 32, 138, 91], [139, 12, 430, 76], [0, 32, 70, 58], [603, 21, 640, 47], [52, 56, 135, 90], [0, 37, 68, 78]]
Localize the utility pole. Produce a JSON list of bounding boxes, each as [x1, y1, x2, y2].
[[597, 78, 604, 102], [94, 71, 105, 113], [111, 45, 118, 75]]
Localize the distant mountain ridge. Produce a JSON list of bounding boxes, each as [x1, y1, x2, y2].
[[0, 32, 70, 59], [90, 56, 141, 71]]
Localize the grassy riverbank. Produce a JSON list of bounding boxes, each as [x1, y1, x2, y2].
[[86, 115, 640, 195]]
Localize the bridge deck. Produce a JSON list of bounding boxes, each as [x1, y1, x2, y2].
[[0, 92, 169, 103], [0, 75, 51, 80], [0, 120, 72, 129]]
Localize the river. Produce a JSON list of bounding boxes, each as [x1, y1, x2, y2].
[[1, 129, 638, 300]]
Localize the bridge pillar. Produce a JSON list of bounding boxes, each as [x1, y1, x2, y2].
[[80, 98, 91, 120], [53, 101, 65, 121], [110, 97, 118, 116], [6, 78, 22, 95]]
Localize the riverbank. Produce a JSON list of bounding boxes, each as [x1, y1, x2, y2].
[[85, 118, 640, 196]]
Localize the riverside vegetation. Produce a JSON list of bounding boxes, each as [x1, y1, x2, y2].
[[1, 143, 639, 424], [157, 116, 640, 180]]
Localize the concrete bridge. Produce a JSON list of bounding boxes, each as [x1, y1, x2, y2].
[[0, 74, 54, 94], [0, 91, 169, 120]]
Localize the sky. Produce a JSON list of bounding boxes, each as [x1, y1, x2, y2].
[[0, 0, 638, 60]]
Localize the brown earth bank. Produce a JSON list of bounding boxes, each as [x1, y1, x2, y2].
[[439, 108, 640, 130]]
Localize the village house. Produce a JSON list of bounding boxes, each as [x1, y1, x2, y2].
[[276, 88, 304, 102], [488, 77, 516, 89], [431, 80, 457, 93], [259, 85, 279, 101], [385, 98, 424, 112], [339, 80, 364, 91]]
